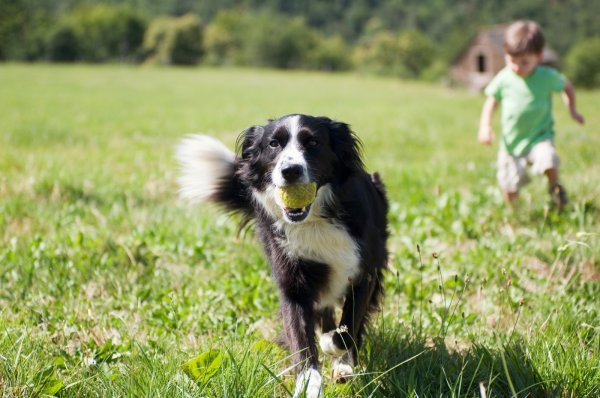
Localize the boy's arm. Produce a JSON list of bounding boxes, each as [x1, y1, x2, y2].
[[562, 79, 585, 124], [478, 96, 498, 145]]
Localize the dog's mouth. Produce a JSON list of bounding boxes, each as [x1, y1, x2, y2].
[[283, 205, 311, 223]]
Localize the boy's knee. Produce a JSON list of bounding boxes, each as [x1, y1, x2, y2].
[[529, 140, 560, 175], [497, 151, 529, 192]]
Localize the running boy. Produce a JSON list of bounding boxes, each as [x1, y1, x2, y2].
[[478, 20, 584, 210]]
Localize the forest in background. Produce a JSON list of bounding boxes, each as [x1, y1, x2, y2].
[[1, 0, 599, 86]]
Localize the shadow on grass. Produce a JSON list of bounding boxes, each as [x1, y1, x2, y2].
[[352, 328, 551, 398]]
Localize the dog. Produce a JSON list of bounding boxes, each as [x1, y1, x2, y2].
[[177, 114, 388, 397]]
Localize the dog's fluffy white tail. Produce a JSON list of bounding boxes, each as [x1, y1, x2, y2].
[[176, 135, 235, 203]]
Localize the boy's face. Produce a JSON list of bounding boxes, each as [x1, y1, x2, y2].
[[505, 52, 542, 77]]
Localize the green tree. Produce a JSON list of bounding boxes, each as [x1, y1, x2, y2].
[[143, 14, 203, 65], [64, 5, 146, 62], [203, 9, 248, 66], [0, 0, 51, 61], [353, 30, 404, 76], [203, 10, 350, 71], [565, 37, 600, 88], [353, 28, 434, 78], [46, 25, 79, 62], [0, 0, 26, 60], [307, 35, 352, 71], [241, 13, 318, 69], [396, 29, 434, 78], [171, 14, 204, 65]]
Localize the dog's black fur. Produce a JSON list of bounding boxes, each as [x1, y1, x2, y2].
[[177, 114, 388, 395]]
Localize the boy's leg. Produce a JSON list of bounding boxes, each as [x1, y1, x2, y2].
[[497, 151, 528, 207], [545, 168, 567, 210], [503, 191, 519, 206], [529, 140, 567, 209], [544, 167, 559, 187]]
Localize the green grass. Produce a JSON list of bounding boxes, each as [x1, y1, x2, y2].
[[1, 64, 598, 397]]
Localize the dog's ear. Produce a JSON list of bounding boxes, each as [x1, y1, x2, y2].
[[235, 125, 267, 189], [323, 118, 364, 172], [236, 125, 264, 161]]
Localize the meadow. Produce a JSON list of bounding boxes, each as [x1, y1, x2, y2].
[[0, 64, 598, 397]]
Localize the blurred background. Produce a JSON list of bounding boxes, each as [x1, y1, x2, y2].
[[1, 0, 599, 88]]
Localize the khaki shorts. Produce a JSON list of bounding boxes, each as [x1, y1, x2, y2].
[[497, 140, 560, 193]]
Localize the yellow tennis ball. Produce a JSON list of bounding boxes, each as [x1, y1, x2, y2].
[[277, 183, 317, 208]]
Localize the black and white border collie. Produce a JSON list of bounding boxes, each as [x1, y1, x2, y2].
[[177, 114, 388, 397]]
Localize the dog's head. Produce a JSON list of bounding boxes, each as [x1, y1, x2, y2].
[[237, 114, 363, 223]]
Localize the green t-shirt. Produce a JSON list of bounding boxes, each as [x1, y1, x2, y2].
[[484, 65, 565, 156]]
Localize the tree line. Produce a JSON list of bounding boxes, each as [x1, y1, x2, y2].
[[1, 0, 598, 86]]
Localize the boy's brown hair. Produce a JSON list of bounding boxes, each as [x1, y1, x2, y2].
[[504, 20, 545, 56]]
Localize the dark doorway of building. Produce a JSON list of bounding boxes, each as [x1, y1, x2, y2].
[[477, 54, 486, 73]]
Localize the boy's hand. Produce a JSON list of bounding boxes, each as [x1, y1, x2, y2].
[[478, 126, 496, 145], [570, 109, 585, 124]]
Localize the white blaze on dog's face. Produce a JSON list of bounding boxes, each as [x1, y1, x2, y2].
[[272, 115, 310, 187]]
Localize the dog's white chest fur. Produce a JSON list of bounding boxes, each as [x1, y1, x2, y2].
[[275, 218, 360, 308]]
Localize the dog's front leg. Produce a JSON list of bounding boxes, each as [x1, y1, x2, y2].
[[281, 298, 322, 398], [320, 274, 379, 382]]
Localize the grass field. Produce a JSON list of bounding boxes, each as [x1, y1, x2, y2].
[[1, 64, 598, 397]]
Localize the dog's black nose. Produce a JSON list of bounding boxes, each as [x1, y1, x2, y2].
[[281, 164, 304, 182]]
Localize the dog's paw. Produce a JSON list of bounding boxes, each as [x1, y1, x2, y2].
[[319, 330, 346, 357], [332, 358, 354, 383], [293, 368, 323, 398]]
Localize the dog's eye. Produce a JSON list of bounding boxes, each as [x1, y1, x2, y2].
[[307, 138, 319, 147], [269, 140, 280, 148]]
